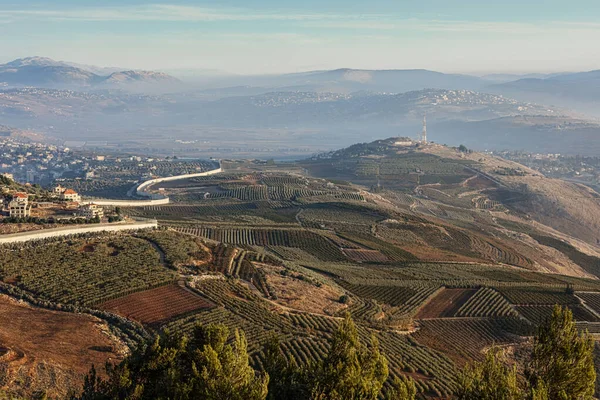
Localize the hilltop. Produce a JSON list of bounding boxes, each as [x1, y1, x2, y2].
[[0, 57, 180, 89]]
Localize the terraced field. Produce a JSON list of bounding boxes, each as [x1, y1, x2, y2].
[[577, 292, 600, 315], [0, 236, 177, 306], [413, 318, 529, 365], [415, 288, 477, 319], [175, 226, 347, 261], [516, 305, 600, 325], [99, 284, 214, 325], [455, 287, 518, 318]]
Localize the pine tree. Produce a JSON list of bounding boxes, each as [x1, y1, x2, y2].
[[311, 313, 389, 400], [76, 325, 268, 400], [384, 376, 417, 400], [262, 335, 310, 400], [527, 305, 596, 400], [530, 380, 550, 400], [191, 324, 269, 400], [456, 347, 522, 400]]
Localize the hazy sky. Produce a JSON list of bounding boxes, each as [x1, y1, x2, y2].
[[1, 0, 600, 74]]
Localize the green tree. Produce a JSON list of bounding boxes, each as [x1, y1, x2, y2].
[[456, 347, 522, 400], [262, 335, 310, 400], [530, 380, 550, 400], [311, 313, 389, 400], [191, 324, 269, 400], [527, 305, 596, 400], [77, 325, 268, 400], [384, 376, 417, 400]]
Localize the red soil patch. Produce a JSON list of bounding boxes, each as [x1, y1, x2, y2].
[[0, 295, 124, 398], [342, 249, 389, 263], [2, 276, 20, 284], [415, 288, 477, 319], [80, 243, 95, 253], [99, 284, 214, 325]]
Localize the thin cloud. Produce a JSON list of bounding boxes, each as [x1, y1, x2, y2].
[[302, 18, 600, 35], [0, 4, 384, 22]]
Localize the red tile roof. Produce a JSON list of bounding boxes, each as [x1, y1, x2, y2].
[[63, 189, 78, 195], [13, 192, 28, 199]]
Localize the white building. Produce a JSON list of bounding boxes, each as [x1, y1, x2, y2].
[[60, 189, 81, 203], [12, 192, 29, 204], [78, 203, 104, 219], [8, 193, 31, 218], [9, 201, 31, 217]]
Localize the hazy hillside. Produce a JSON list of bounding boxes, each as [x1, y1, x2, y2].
[[2, 86, 599, 156], [489, 70, 600, 116], [0, 57, 180, 90], [211, 68, 485, 94]]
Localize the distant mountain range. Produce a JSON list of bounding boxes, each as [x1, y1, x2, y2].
[[236, 68, 485, 94], [489, 71, 600, 113], [0, 57, 181, 89], [2, 57, 600, 155], [191, 68, 600, 116], [4, 57, 600, 112]]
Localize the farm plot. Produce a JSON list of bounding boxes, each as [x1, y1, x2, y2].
[[376, 331, 459, 398], [577, 292, 600, 315], [515, 305, 599, 325], [342, 249, 389, 263], [455, 287, 518, 318], [415, 288, 477, 319], [413, 318, 529, 366], [0, 236, 177, 307], [99, 284, 214, 325], [469, 235, 533, 268], [176, 227, 347, 262], [498, 287, 579, 305]]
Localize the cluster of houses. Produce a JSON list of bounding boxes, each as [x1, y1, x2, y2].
[[3, 185, 104, 220]]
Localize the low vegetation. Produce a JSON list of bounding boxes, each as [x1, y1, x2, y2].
[[0, 235, 176, 306]]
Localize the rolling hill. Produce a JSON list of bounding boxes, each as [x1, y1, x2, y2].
[[490, 70, 600, 115], [0, 57, 180, 89]]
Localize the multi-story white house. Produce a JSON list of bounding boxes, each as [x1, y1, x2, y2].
[[78, 203, 104, 219], [60, 189, 81, 203], [8, 192, 31, 217]]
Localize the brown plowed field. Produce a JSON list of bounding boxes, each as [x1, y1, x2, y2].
[[415, 288, 477, 319], [99, 284, 213, 325], [0, 295, 125, 399]]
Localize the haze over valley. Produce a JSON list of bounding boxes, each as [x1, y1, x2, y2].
[[1, 56, 600, 157]]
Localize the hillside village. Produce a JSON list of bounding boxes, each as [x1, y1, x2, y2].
[[1, 175, 111, 225]]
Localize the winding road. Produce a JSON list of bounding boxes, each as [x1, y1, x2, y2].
[[0, 163, 224, 243]]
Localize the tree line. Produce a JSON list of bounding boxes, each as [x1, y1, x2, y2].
[[76, 305, 595, 400]]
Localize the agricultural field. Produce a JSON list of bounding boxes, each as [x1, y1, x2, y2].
[[577, 292, 600, 315], [0, 235, 177, 306], [99, 284, 214, 326], [515, 305, 600, 325], [415, 288, 477, 319], [413, 318, 530, 366], [454, 287, 518, 318]]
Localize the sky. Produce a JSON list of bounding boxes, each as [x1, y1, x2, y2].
[[1, 1, 600, 75]]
